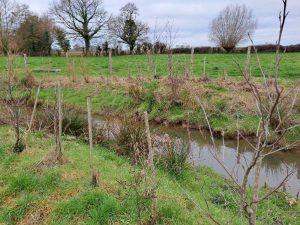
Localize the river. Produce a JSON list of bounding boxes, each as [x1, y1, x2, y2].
[[94, 115, 300, 196]]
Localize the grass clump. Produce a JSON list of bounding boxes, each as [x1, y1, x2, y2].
[[54, 191, 121, 225], [154, 135, 189, 177], [1, 193, 35, 225]]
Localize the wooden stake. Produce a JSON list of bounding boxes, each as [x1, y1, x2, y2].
[[190, 48, 194, 76], [108, 50, 112, 76], [87, 97, 97, 187], [56, 81, 63, 161], [25, 83, 41, 145], [23, 54, 28, 66], [203, 56, 206, 76], [244, 46, 251, 76]]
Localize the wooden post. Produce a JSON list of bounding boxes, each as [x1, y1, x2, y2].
[[190, 48, 194, 76], [108, 50, 112, 76], [144, 111, 153, 170], [203, 56, 206, 76], [23, 54, 28, 66], [57, 81, 63, 161], [87, 97, 98, 187], [244, 46, 251, 76], [25, 83, 41, 145]]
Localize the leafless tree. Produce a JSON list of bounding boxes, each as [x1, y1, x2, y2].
[[0, 56, 31, 153], [201, 1, 299, 224], [108, 2, 149, 53], [50, 0, 108, 55], [209, 4, 257, 52], [0, 0, 30, 55]]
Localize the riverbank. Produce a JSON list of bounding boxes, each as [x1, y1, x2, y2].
[[0, 126, 299, 225], [32, 75, 300, 142]]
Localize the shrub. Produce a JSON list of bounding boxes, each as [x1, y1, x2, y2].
[[113, 116, 148, 161], [154, 134, 189, 177], [62, 111, 87, 136], [92, 125, 109, 146], [21, 72, 36, 88]]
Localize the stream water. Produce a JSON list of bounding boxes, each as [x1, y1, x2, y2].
[[155, 125, 300, 197], [95, 117, 300, 197]]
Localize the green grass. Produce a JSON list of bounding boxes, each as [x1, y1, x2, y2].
[[1, 53, 300, 79], [0, 126, 299, 225]]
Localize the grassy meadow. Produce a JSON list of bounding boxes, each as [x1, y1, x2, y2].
[[1, 52, 300, 80]]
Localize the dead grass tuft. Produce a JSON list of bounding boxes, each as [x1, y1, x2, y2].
[[62, 171, 83, 181], [36, 151, 67, 171], [17, 207, 52, 225]]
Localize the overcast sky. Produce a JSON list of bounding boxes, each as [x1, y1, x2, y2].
[[19, 0, 300, 47]]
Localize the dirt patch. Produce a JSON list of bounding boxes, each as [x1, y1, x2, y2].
[[48, 188, 81, 202], [3, 196, 18, 208], [17, 207, 52, 225], [62, 171, 83, 181]]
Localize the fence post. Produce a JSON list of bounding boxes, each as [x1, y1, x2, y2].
[[87, 97, 98, 187]]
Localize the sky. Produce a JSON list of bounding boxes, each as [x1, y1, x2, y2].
[[18, 0, 300, 47]]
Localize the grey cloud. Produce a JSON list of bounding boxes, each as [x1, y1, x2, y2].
[[19, 0, 300, 46]]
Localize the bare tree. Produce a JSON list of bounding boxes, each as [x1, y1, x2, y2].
[[201, 1, 299, 224], [108, 2, 149, 53], [51, 0, 108, 55], [209, 4, 257, 52], [0, 56, 31, 153], [0, 0, 30, 55]]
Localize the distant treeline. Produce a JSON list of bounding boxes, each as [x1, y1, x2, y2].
[[171, 44, 300, 54], [61, 43, 300, 57]]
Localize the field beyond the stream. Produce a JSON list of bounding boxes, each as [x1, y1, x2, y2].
[[1, 53, 300, 79]]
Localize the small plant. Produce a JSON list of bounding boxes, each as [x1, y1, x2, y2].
[[113, 116, 148, 161], [21, 72, 36, 88], [62, 111, 87, 137], [154, 134, 189, 177]]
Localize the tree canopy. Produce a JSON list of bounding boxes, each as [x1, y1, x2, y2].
[[209, 4, 257, 52], [51, 0, 108, 55], [108, 2, 149, 53]]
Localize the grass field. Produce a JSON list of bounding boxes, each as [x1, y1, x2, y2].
[[0, 126, 299, 225], [1, 53, 300, 80]]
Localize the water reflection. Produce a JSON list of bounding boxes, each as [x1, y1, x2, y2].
[[154, 125, 300, 196]]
